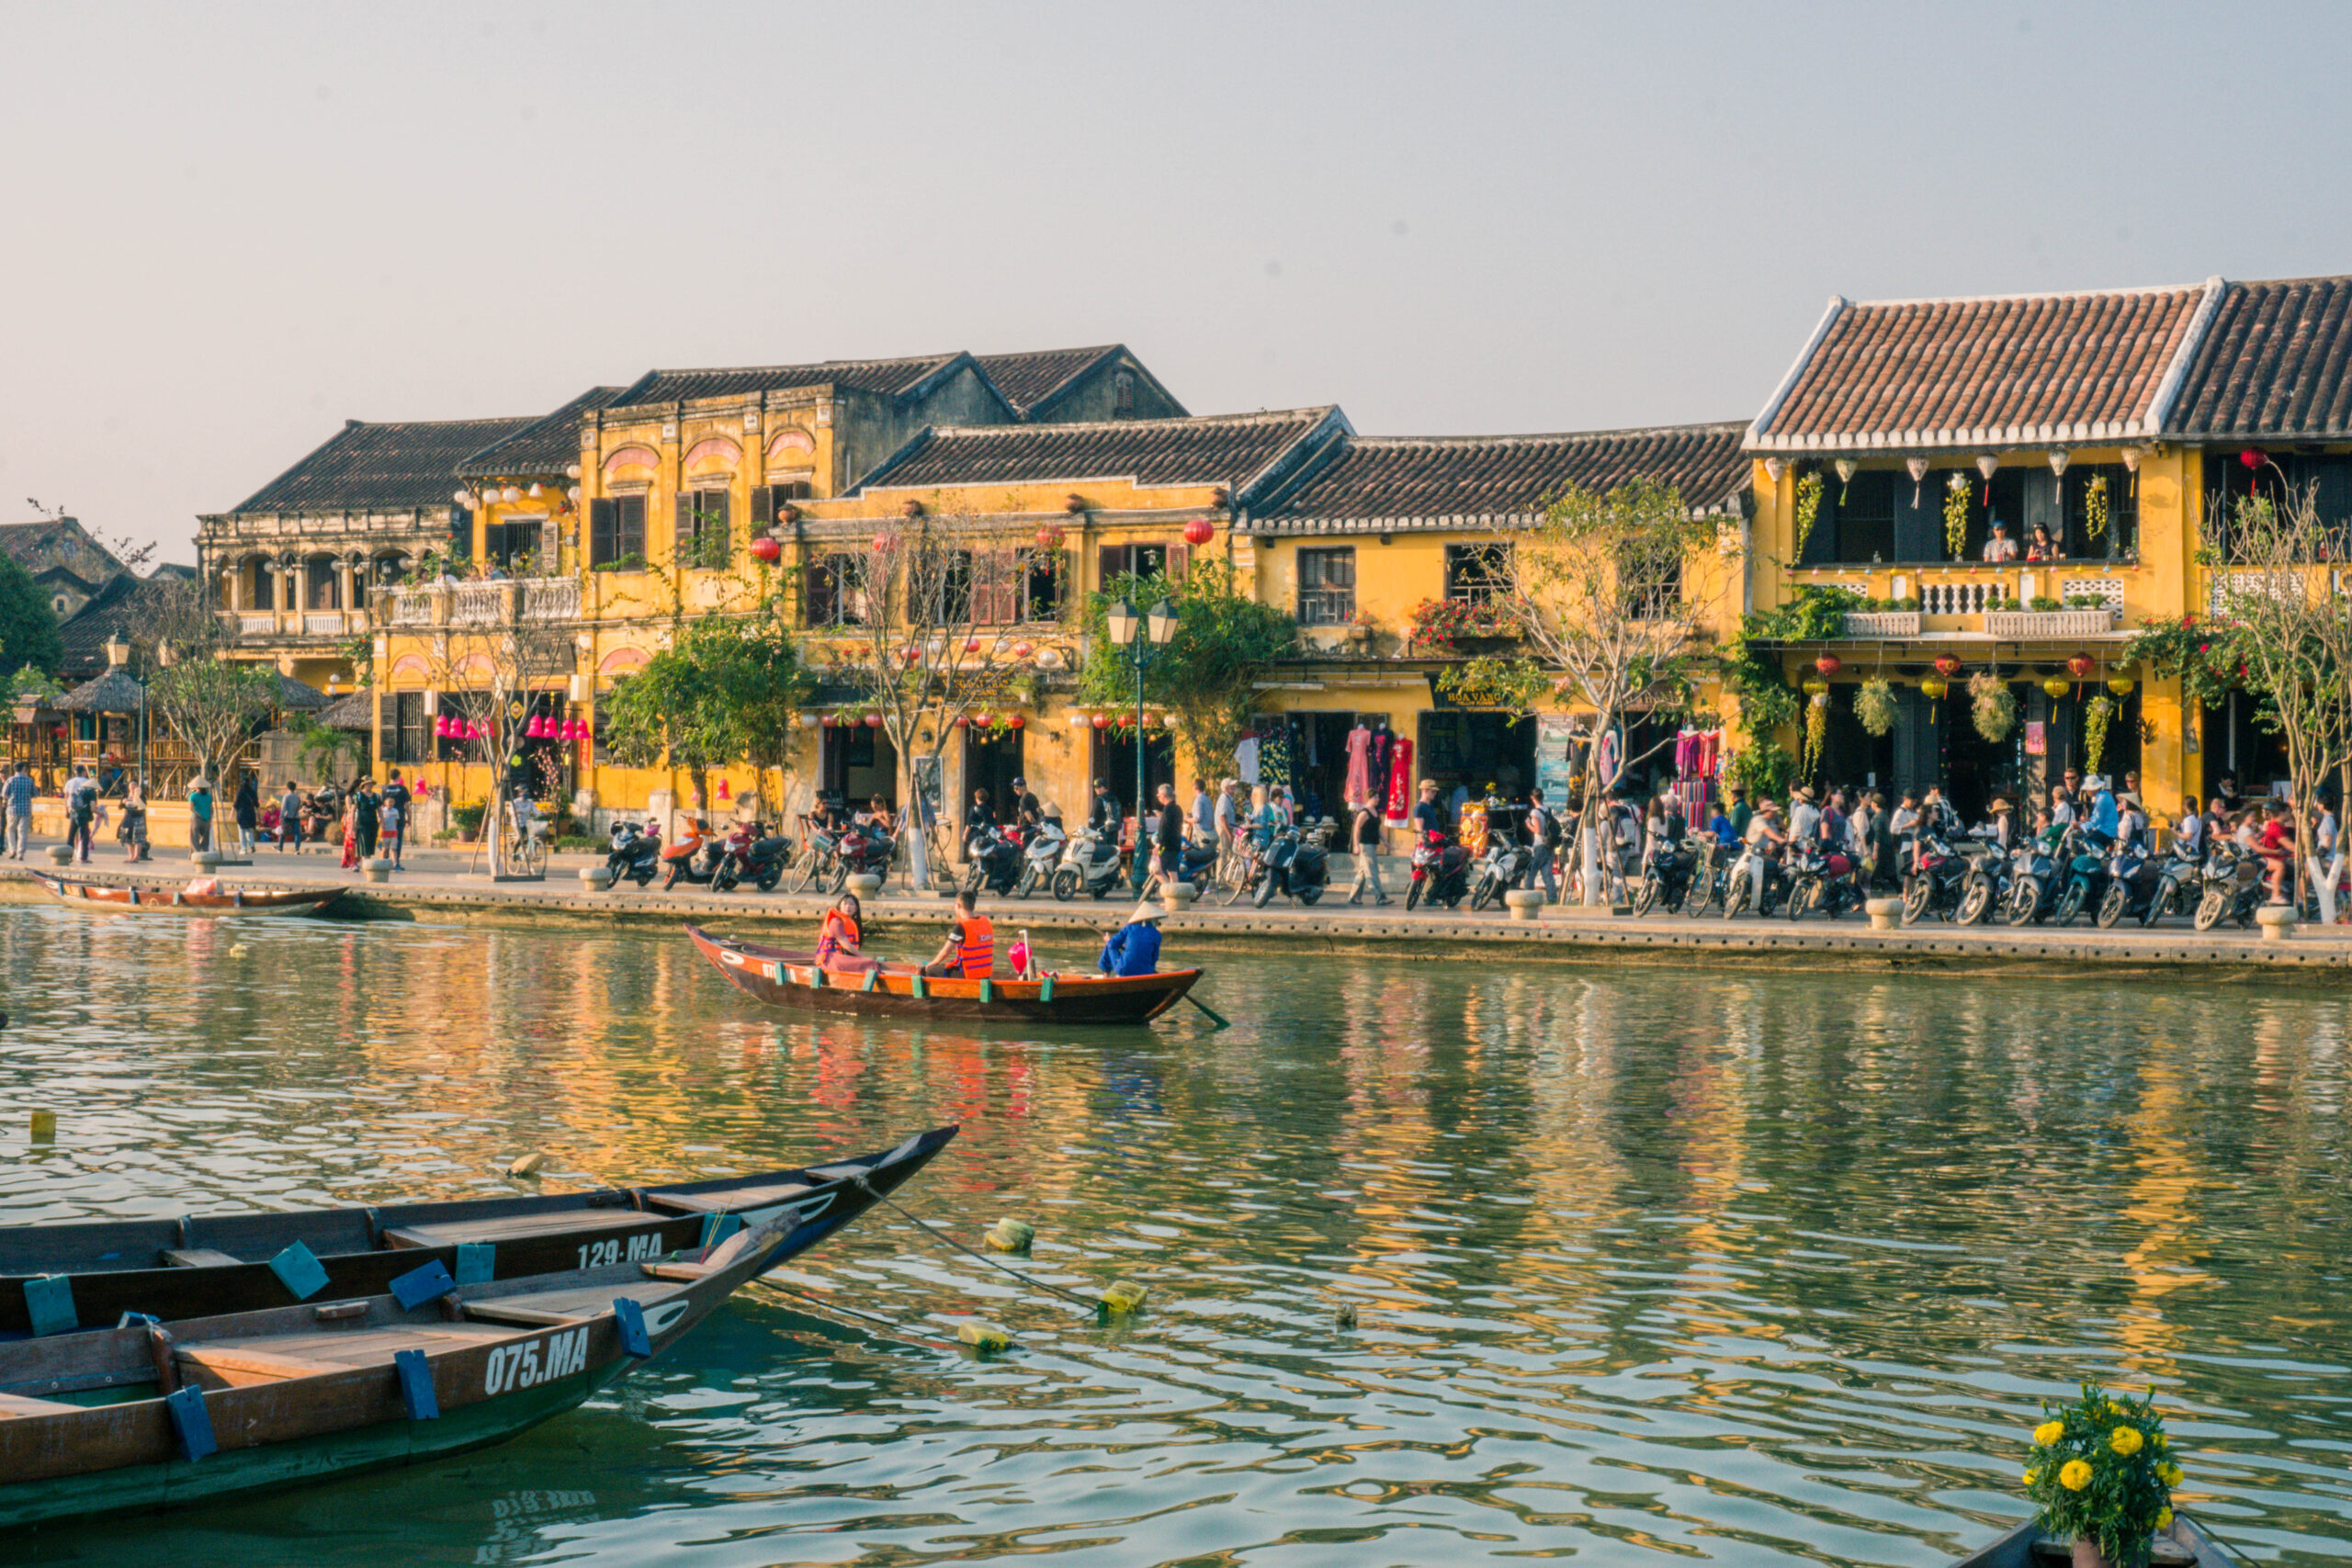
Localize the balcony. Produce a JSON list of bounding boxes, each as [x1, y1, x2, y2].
[[225, 608, 358, 642], [1842, 611, 1921, 637], [378, 577, 582, 630]]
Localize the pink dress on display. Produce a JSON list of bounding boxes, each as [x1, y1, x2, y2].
[[1344, 726, 1372, 806]]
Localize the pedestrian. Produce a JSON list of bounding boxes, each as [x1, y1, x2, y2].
[[1213, 778, 1242, 884], [118, 775, 149, 862], [65, 765, 97, 863], [2257, 802, 2295, 903], [3, 761, 31, 860], [338, 790, 360, 872], [1890, 790, 1922, 876], [1188, 777, 1216, 848], [1744, 798, 1787, 909], [1149, 781, 1183, 891], [1725, 786, 1752, 844], [1789, 784, 1823, 850], [354, 777, 381, 860], [381, 768, 412, 865], [232, 773, 258, 856], [1524, 787, 1560, 902], [1345, 793, 1392, 906], [1411, 778, 1447, 842], [187, 775, 214, 854], [278, 780, 305, 852]]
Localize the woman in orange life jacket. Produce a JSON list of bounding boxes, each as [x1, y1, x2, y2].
[[922, 888, 995, 978], [815, 892, 871, 972]]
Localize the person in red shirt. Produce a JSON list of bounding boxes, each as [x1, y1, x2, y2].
[[2256, 803, 2296, 904]]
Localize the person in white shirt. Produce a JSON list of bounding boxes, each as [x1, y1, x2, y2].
[[2174, 797, 2204, 861], [1788, 785, 1823, 850], [1982, 522, 2020, 561]]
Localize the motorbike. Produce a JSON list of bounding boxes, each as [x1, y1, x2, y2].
[[1405, 829, 1471, 911], [1721, 840, 1791, 918], [1902, 831, 1982, 924], [1635, 838, 1699, 916], [712, 820, 792, 894], [1012, 818, 1068, 898], [1992, 837, 2060, 925], [1783, 841, 1865, 920], [1467, 832, 1533, 912], [1253, 821, 1331, 908], [1051, 824, 1125, 901], [604, 820, 662, 889], [963, 824, 1027, 898], [2045, 827, 2116, 926], [2096, 836, 2175, 928], [2193, 842, 2267, 931], [659, 818, 725, 892]]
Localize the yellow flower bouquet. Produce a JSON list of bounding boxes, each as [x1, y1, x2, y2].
[[2021, 1382, 2179, 1566]]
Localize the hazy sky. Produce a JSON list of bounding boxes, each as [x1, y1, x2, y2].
[[8, 2, 2352, 565]]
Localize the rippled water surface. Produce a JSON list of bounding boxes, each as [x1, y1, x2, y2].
[[1, 908, 2348, 1565]]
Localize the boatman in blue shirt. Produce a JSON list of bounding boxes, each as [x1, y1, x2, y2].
[[1098, 901, 1164, 976]]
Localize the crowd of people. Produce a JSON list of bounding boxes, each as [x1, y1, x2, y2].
[[0, 762, 419, 871]]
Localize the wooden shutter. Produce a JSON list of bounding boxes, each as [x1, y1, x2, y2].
[[674, 492, 693, 558], [706, 491, 729, 558], [751, 485, 775, 527], [620, 496, 645, 558], [1167, 542, 1190, 581], [589, 500, 616, 566], [1099, 545, 1128, 590]]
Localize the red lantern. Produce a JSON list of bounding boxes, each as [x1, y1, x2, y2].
[[1091, 713, 1110, 728], [863, 712, 883, 728], [1814, 654, 1842, 678], [820, 713, 838, 728], [2239, 447, 2266, 470], [1012, 640, 1034, 660], [1183, 517, 1215, 547], [872, 532, 892, 553], [954, 714, 970, 728], [899, 644, 922, 664], [1035, 525, 1064, 550], [750, 536, 782, 564], [964, 637, 981, 654], [1007, 714, 1024, 729], [973, 712, 991, 729], [1933, 654, 1962, 677], [2066, 654, 2096, 680]]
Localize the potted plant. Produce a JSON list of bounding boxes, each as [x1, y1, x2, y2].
[[1344, 608, 1379, 649], [2021, 1382, 2184, 1566]]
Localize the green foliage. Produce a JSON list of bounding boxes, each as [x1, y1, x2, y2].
[[2023, 1383, 2179, 1565], [288, 715, 360, 781], [0, 556, 62, 676], [9, 663, 62, 705], [598, 610, 813, 800], [451, 800, 488, 838], [2123, 615, 2250, 712], [1406, 596, 1523, 653], [1074, 559, 1297, 777], [1725, 739, 1797, 802]]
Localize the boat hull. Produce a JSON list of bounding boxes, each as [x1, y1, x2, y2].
[[30, 873, 344, 918], [1950, 1517, 2230, 1566], [687, 925, 1199, 1025]]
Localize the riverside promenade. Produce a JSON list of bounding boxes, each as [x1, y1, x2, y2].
[[6, 841, 2350, 985]]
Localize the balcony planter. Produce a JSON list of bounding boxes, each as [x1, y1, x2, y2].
[[1842, 611, 1922, 637], [1984, 609, 2114, 638]]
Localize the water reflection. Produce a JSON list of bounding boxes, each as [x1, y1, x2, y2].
[[1, 907, 2347, 1564]]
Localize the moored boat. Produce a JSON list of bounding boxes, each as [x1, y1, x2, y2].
[[1951, 1516, 2228, 1566], [686, 924, 1201, 1025], [0, 1201, 820, 1526], [29, 873, 345, 918], [2, 1126, 958, 1334]]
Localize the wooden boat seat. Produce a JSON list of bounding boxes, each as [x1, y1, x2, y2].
[[0, 1391, 84, 1417], [2026, 1539, 2196, 1566], [382, 1209, 669, 1248], [643, 1181, 817, 1216], [175, 1346, 351, 1385], [186, 1324, 511, 1371], [640, 1261, 712, 1282], [161, 1249, 243, 1269], [461, 1280, 688, 1326]]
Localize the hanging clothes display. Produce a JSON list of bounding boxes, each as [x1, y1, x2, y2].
[[1344, 723, 1373, 807], [1257, 721, 1294, 792], [1383, 737, 1415, 823], [1234, 735, 1260, 785]]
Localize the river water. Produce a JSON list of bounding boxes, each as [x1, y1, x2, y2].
[[0, 908, 2346, 1565]]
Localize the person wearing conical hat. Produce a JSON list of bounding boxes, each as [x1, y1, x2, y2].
[[1098, 900, 1165, 977]]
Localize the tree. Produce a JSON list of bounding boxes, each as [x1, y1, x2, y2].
[[139, 580, 280, 803], [820, 509, 1054, 887], [2202, 488, 2352, 918], [1437, 478, 1731, 905], [415, 594, 579, 874], [1073, 558, 1297, 781], [599, 606, 814, 827], [0, 555, 63, 676]]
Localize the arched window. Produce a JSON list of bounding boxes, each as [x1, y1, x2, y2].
[[1113, 369, 1136, 417], [305, 555, 340, 611]]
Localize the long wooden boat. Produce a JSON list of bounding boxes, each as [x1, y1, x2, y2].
[[1951, 1516, 2228, 1566], [1, 1125, 957, 1335], [0, 1200, 826, 1526], [686, 924, 1201, 1025], [30, 872, 345, 918]]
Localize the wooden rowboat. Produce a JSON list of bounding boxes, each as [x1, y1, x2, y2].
[[0, 1200, 829, 1526], [1951, 1516, 2228, 1566], [686, 924, 1202, 1025], [30, 872, 345, 918], [1, 1125, 957, 1335]]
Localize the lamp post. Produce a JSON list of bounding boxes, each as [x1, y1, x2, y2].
[[102, 635, 142, 788], [1104, 596, 1179, 890]]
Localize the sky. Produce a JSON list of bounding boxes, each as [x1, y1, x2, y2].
[[6, 1, 2352, 567]]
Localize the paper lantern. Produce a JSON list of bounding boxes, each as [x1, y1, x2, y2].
[[2042, 676, 2071, 699], [1012, 640, 1034, 660], [862, 712, 883, 728], [899, 644, 922, 665], [964, 637, 981, 654], [2066, 654, 2096, 680], [1091, 713, 1111, 728], [718, 779, 731, 801], [1920, 676, 1949, 701], [750, 536, 782, 564], [1976, 453, 1998, 503], [2239, 447, 2266, 470], [1905, 457, 1930, 502], [1802, 675, 1829, 696], [1814, 654, 1842, 678], [1763, 457, 1788, 483], [1069, 710, 1091, 728], [820, 713, 838, 728], [1183, 517, 1215, 546], [872, 533, 892, 553], [2119, 447, 2143, 475], [796, 712, 819, 728], [524, 716, 542, 739], [1933, 654, 1962, 677], [451, 489, 470, 506], [954, 713, 971, 728], [2047, 450, 2070, 479], [1035, 525, 1065, 549], [1007, 714, 1024, 729], [526, 482, 543, 499]]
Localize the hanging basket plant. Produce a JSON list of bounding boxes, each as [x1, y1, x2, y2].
[[1943, 472, 1972, 558], [1804, 691, 1830, 774], [1793, 470, 1825, 559], [1856, 676, 1898, 737], [1969, 671, 2017, 743], [2085, 694, 2116, 775], [2084, 473, 2110, 545]]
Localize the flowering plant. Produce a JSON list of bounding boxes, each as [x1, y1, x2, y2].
[[2022, 1382, 2181, 1566], [1407, 596, 1523, 653]]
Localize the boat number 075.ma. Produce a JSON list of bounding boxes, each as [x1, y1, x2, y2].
[[576, 1232, 663, 1269], [485, 1327, 590, 1394]]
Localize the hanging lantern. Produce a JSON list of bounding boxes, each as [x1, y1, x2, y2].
[[872, 532, 892, 553], [899, 644, 922, 665], [451, 489, 470, 506], [1035, 524, 1065, 550], [2042, 675, 2071, 699], [863, 712, 883, 728], [1814, 653, 1842, 678], [750, 536, 783, 564], [501, 486, 521, 504], [1183, 517, 1215, 546], [717, 779, 731, 801], [1801, 675, 1829, 696], [796, 712, 819, 729], [1832, 457, 1859, 501], [1920, 675, 1949, 701], [1933, 654, 1962, 677], [1763, 457, 1789, 483], [1007, 714, 1024, 729], [434, 716, 450, 739], [523, 715, 541, 739], [2239, 446, 2266, 470], [2047, 450, 2070, 479], [820, 713, 838, 728], [972, 712, 991, 729], [1905, 457, 1930, 504], [566, 486, 581, 504], [2066, 654, 2096, 680], [964, 637, 982, 654], [1976, 454, 1999, 504], [1091, 713, 1111, 728], [1012, 639, 1034, 660], [1069, 709, 1091, 728], [2106, 674, 2134, 697]]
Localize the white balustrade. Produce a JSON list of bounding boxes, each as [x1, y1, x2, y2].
[[1842, 612, 1921, 637], [303, 613, 345, 636], [448, 583, 504, 625], [390, 591, 433, 625], [1918, 581, 2011, 616], [238, 614, 277, 636], [520, 577, 579, 621]]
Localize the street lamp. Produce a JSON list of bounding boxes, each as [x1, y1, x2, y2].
[[1106, 597, 1179, 889], [103, 635, 143, 787]]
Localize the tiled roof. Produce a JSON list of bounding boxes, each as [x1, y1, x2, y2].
[[1260, 423, 1753, 533], [972, 346, 1121, 417], [56, 574, 160, 673], [0, 517, 129, 586], [458, 386, 625, 478], [609, 355, 967, 408], [231, 416, 536, 513], [857, 409, 1348, 502], [2166, 276, 2352, 441], [1748, 282, 2222, 453]]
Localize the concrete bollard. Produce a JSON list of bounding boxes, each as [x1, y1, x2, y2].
[[1864, 896, 1903, 931], [190, 850, 223, 871], [1502, 888, 1545, 922], [577, 865, 613, 889], [2256, 904, 2299, 942], [361, 856, 394, 886], [847, 873, 883, 898], [45, 845, 72, 867], [1162, 881, 1196, 910]]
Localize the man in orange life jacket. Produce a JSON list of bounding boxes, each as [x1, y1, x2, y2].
[[922, 888, 995, 978]]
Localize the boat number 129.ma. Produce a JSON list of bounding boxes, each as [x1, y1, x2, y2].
[[485, 1327, 590, 1394], [576, 1231, 662, 1269]]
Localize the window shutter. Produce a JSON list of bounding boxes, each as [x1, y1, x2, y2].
[[1099, 545, 1125, 589], [751, 485, 775, 527], [707, 491, 729, 558], [589, 499, 616, 565], [674, 491, 692, 556], [1167, 543, 1190, 581], [540, 515, 560, 569]]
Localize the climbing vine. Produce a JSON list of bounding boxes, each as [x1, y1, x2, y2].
[[1943, 472, 1971, 558], [1792, 470, 1824, 559], [2084, 474, 2110, 546]]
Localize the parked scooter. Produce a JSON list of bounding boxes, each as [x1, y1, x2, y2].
[[963, 824, 1027, 898], [1901, 831, 1981, 924], [2193, 842, 2266, 931], [1996, 835, 2060, 925], [1405, 829, 1471, 911], [1467, 832, 1533, 912], [1783, 841, 1865, 920], [2046, 826, 2116, 926], [1012, 818, 1068, 898], [1634, 838, 1698, 916], [1252, 821, 1332, 908], [660, 819, 725, 892], [711, 820, 792, 894], [2096, 835, 2175, 928], [1051, 824, 1125, 901], [604, 820, 662, 890], [1721, 839, 1790, 918]]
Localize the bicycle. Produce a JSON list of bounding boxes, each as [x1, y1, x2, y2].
[[500, 799, 548, 878]]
